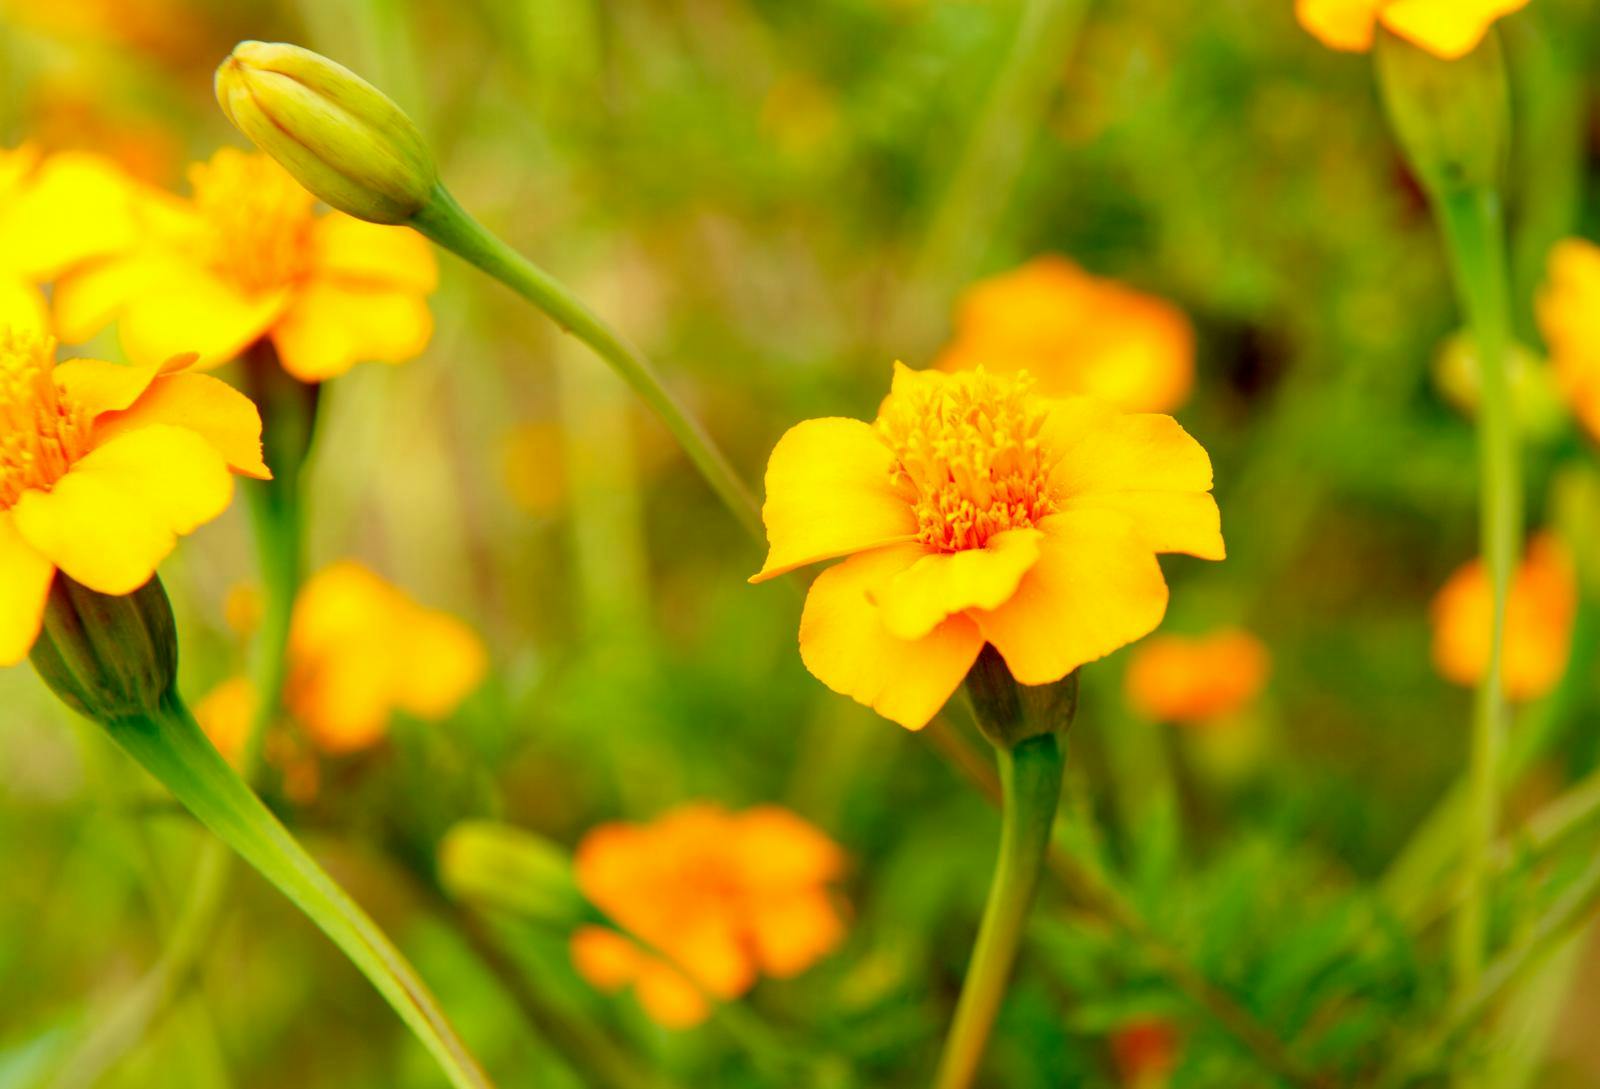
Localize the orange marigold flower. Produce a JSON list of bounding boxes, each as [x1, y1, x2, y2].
[[937, 256, 1194, 414], [53, 148, 438, 382], [752, 364, 1224, 730], [0, 296, 270, 666], [286, 562, 487, 753], [1125, 628, 1270, 725], [1431, 533, 1577, 702], [1296, 0, 1529, 60], [571, 803, 846, 1028], [1538, 238, 1600, 445]]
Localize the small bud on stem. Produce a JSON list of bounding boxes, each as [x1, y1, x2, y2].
[[31, 575, 178, 723]]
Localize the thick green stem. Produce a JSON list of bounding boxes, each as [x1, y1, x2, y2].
[[1433, 186, 1522, 1005], [410, 186, 762, 540], [104, 692, 495, 1089], [932, 733, 1064, 1089]]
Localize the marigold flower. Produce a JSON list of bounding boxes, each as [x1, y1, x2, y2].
[[53, 148, 438, 382], [1431, 533, 1577, 701], [1538, 239, 1600, 445], [0, 143, 140, 287], [571, 803, 846, 1028], [937, 256, 1194, 414], [1124, 628, 1270, 725], [0, 298, 269, 667], [1297, 0, 1529, 60], [286, 562, 487, 753], [752, 364, 1223, 730]]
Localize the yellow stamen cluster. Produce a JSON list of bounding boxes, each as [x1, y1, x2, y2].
[[191, 149, 315, 294], [0, 331, 90, 509], [877, 369, 1059, 552]]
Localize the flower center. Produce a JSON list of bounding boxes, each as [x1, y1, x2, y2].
[[190, 149, 316, 295], [0, 331, 91, 510], [877, 368, 1060, 552]]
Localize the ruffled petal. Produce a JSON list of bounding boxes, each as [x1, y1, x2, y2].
[[972, 510, 1169, 686], [0, 511, 55, 666], [872, 528, 1042, 641], [1048, 403, 1224, 560], [118, 263, 289, 369], [751, 417, 917, 582], [798, 544, 984, 730], [52, 358, 163, 417], [308, 214, 438, 293], [270, 281, 434, 382], [11, 426, 232, 595], [94, 372, 271, 479]]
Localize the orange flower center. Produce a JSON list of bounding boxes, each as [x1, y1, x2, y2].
[[0, 331, 91, 509], [190, 150, 316, 295], [877, 368, 1059, 552]]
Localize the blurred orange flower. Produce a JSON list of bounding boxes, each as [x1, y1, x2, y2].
[[54, 149, 438, 382], [0, 293, 269, 665], [194, 675, 322, 802], [1431, 533, 1577, 702], [1296, 0, 1529, 60], [1125, 628, 1270, 725], [937, 256, 1194, 414], [752, 364, 1223, 729], [286, 562, 487, 753], [570, 803, 846, 1028], [1538, 239, 1600, 444]]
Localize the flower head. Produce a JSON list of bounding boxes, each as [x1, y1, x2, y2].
[[937, 256, 1194, 414], [0, 295, 269, 666], [1125, 628, 1270, 725], [0, 143, 140, 287], [1539, 239, 1600, 445], [1431, 533, 1576, 702], [753, 364, 1223, 729], [54, 148, 438, 382], [1297, 0, 1529, 60], [571, 803, 846, 1028]]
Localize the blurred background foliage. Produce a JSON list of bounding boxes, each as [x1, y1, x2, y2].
[[3, 0, 1600, 1086]]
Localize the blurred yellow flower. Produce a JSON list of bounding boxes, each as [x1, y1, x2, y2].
[[1296, 0, 1529, 60], [1538, 238, 1600, 445], [570, 803, 846, 1028], [752, 364, 1223, 729], [0, 292, 269, 665], [195, 675, 322, 802], [1431, 533, 1576, 702], [1124, 628, 1270, 725], [54, 149, 438, 382], [936, 255, 1194, 414], [286, 562, 487, 753], [0, 144, 140, 290]]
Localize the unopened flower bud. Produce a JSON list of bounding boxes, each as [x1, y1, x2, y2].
[[1375, 27, 1509, 197], [1433, 332, 1564, 440], [31, 575, 178, 722], [964, 645, 1079, 750], [439, 821, 588, 928], [215, 41, 437, 225]]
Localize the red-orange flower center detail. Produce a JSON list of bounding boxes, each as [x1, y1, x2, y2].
[[0, 331, 91, 509]]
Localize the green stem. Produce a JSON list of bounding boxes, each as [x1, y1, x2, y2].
[[104, 692, 495, 1089], [410, 186, 762, 540], [1432, 186, 1522, 1006], [932, 733, 1064, 1089]]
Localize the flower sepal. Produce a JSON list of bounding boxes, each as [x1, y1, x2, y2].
[[1375, 26, 1509, 198], [31, 574, 178, 723], [964, 645, 1079, 751]]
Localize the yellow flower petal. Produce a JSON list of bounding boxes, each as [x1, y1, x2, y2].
[[0, 153, 139, 281], [634, 961, 711, 1029], [972, 510, 1169, 686], [0, 511, 55, 667], [11, 426, 232, 595], [748, 891, 844, 978], [1380, 0, 1530, 60], [1296, 0, 1379, 52], [570, 926, 643, 991], [270, 281, 435, 381], [309, 214, 439, 293], [95, 372, 271, 479], [392, 607, 488, 719], [52, 358, 162, 417], [798, 544, 984, 730], [53, 253, 175, 345], [752, 417, 917, 582], [1049, 404, 1224, 560], [0, 279, 50, 339], [119, 263, 289, 369], [872, 527, 1042, 641]]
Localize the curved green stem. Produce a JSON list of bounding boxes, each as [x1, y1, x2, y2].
[[932, 733, 1063, 1089], [1433, 186, 1522, 1006], [103, 692, 494, 1089], [410, 186, 762, 539]]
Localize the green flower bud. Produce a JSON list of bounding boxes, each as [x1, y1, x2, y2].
[[31, 575, 178, 723], [215, 41, 437, 225], [1432, 332, 1566, 441], [1375, 27, 1509, 198], [438, 821, 588, 928], [964, 645, 1079, 750]]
